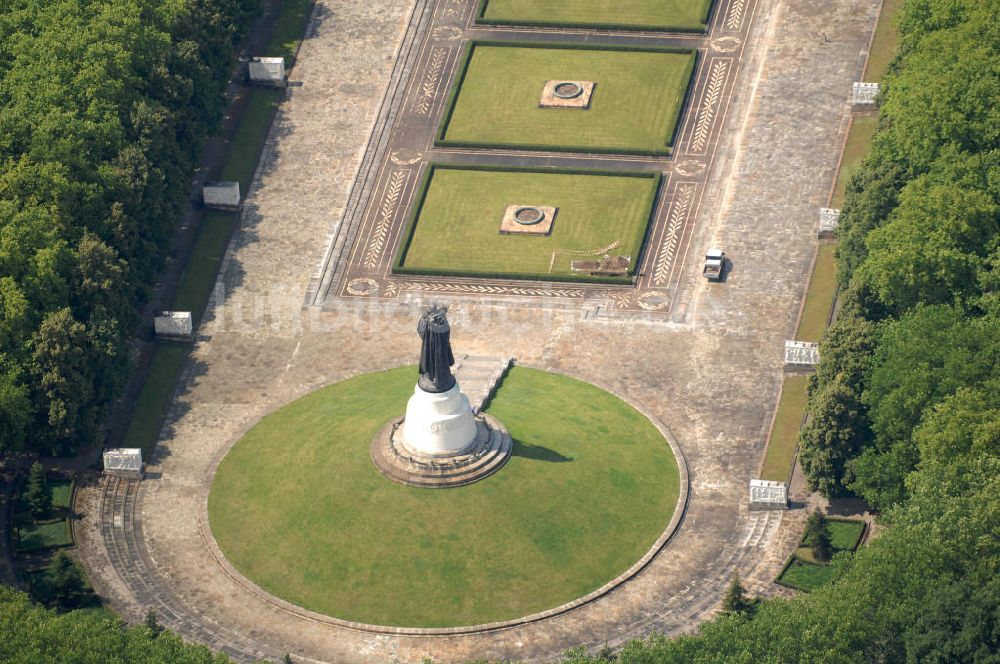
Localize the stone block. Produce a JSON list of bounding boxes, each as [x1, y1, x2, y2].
[[103, 448, 143, 480], [499, 205, 557, 235], [819, 207, 841, 237], [539, 80, 595, 109], [784, 340, 819, 367], [749, 479, 788, 510], [154, 311, 193, 339], [852, 81, 879, 105], [202, 181, 241, 210], [248, 57, 286, 86]]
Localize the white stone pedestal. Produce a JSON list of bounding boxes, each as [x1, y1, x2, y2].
[[402, 384, 478, 456]]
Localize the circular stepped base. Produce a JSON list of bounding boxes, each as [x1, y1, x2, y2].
[[370, 414, 512, 488]]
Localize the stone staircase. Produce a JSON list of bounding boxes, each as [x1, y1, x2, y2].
[[453, 355, 514, 412]]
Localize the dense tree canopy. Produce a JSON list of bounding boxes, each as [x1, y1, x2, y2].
[[0, 586, 235, 663], [0, 0, 258, 454], [802, 0, 1000, 511]]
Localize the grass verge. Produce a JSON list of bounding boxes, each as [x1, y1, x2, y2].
[[831, 115, 878, 209], [863, 0, 901, 82], [209, 366, 680, 627], [795, 244, 838, 342], [759, 375, 810, 482], [265, 0, 314, 61], [122, 343, 188, 456]]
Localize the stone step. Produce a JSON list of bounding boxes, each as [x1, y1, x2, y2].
[[453, 355, 513, 412], [370, 414, 513, 488]]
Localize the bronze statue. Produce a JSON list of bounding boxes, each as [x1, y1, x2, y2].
[[417, 306, 456, 393]]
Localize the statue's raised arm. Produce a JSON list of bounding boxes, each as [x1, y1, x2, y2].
[[417, 306, 456, 393]]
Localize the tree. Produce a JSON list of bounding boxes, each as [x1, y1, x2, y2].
[[29, 308, 94, 454], [721, 572, 752, 614], [0, 359, 30, 452], [804, 509, 833, 563], [45, 551, 85, 611], [0, 0, 260, 458], [856, 179, 997, 314], [145, 610, 164, 636], [0, 585, 237, 661], [24, 461, 52, 519], [798, 374, 871, 496], [812, 524, 833, 563]]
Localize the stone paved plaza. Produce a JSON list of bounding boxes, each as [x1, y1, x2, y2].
[[74, 0, 881, 661]]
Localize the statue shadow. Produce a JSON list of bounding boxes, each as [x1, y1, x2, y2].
[[511, 440, 572, 463]]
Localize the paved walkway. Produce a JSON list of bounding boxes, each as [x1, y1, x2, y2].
[[73, 0, 880, 662]]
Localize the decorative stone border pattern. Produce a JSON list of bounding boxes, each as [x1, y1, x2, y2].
[[196, 364, 690, 636], [539, 80, 595, 109]]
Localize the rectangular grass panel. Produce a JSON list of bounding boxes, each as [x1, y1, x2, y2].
[[437, 42, 696, 156], [50, 480, 73, 510], [795, 243, 838, 342], [477, 0, 714, 32], [832, 115, 878, 208], [16, 520, 72, 553], [777, 558, 837, 592], [394, 165, 660, 283], [759, 375, 810, 482]]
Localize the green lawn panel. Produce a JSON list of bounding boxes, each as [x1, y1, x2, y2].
[[832, 115, 878, 208], [49, 481, 73, 510], [397, 167, 658, 282], [440, 44, 695, 155], [778, 559, 837, 591], [122, 343, 189, 456], [828, 519, 865, 551], [480, 0, 713, 31], [863, 0, 901, 82], [795, 243, 838, 342], [265, 0, 315, 62], [759, 375, 810, 482], [209, 366, 680, 627], [17, 521, 72, 552]]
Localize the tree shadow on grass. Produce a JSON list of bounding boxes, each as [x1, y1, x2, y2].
[[511, 440, 572, 463]]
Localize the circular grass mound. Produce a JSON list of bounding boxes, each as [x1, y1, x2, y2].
[[208, 366, 679, 628]]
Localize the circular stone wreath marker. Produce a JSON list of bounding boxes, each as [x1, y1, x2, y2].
[[514, 206, 546, 225], [553, 81, 583, 99], [207, 366, 684, 630]]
